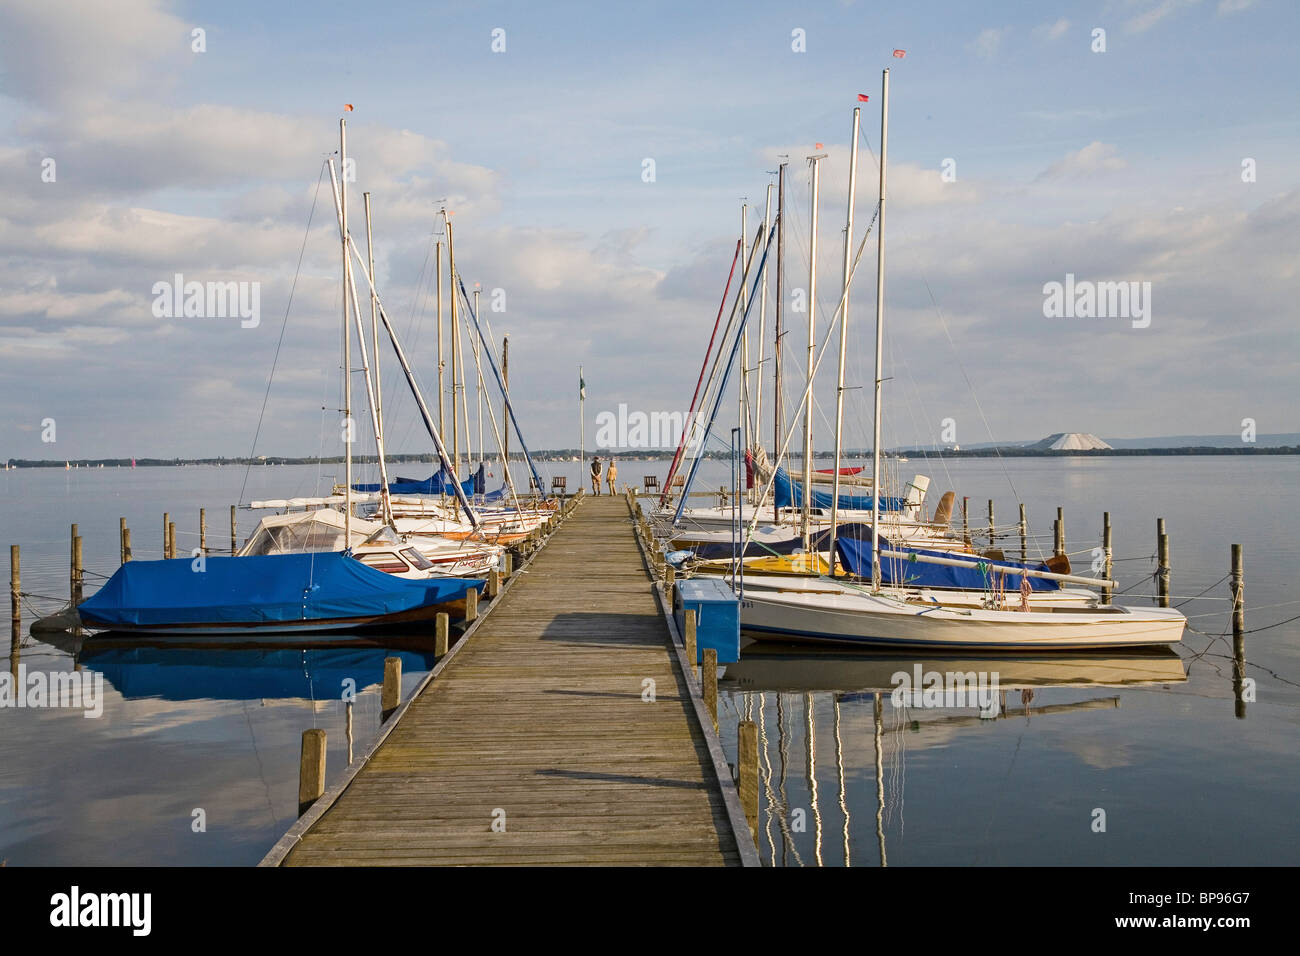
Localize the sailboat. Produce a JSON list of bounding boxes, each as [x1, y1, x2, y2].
[[702, 71, 1186, 649]]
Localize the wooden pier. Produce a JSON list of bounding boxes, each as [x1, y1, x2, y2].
[[263, 493, 754, 866]]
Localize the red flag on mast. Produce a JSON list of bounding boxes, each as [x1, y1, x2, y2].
[[857, 93, 870, 102], [892, 49, 906, 58]]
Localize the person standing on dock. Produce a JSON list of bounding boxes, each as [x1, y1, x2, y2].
[[606, 459, 618, 495], [590, 456, 602, 494]]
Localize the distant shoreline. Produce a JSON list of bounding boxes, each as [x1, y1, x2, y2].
[[5, 446, 1295, 468]]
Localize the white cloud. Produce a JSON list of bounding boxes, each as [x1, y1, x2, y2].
[[1217, 0, 1256, 13], [1124, 0, 1201, 35], [970, 27, 1005, 60], [1037, 142, 1128, 180], [1034, 18, 1071, 41]]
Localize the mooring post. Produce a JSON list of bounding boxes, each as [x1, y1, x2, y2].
[[962, 496, 969, 544], [199, 508, 206, 553], [486, 569, 500, 599], [502, 552, 512, 579], [162, 512, 169, 557], [119, 517, 127, 565], [298, 729, 327, 817], [1018, 504, 1027, 564], [1102, 512, 1113, 604], [665, 564, 676, 606], [987, 499, 995, 550], [1054, 507, 1065, 557], [464, 587, 478, 623], [1157, 518, 1170, 608], [69, 524, 78, 600], [381, 656, 401, 721], [738, 719, 759, 842], [72, 535, 83, 606], [168, 522, 176, 561], [684, 608, 698, 674], [1230, 544, 1244, 639], [123, 528, 132, 563], [703, 648, 718, 731], [230, 505, 237, 555], [9, 545, 19, 627], [435, 612, 449, 656]]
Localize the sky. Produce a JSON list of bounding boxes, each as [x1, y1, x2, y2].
[[1, 0, 1297, 461]]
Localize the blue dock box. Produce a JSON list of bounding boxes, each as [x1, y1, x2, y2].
[[673, 577, 741, 664]]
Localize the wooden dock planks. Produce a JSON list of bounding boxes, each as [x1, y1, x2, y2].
[[281, 494, 743, 866]]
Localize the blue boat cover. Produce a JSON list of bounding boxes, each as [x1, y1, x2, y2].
[[354, 463, 479, 497], [832, 524, 1060, 591], [772, 466, 906, 512], [78, 552, 481, 629]]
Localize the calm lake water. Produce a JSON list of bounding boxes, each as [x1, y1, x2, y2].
[[1, 456, 1296, 865]]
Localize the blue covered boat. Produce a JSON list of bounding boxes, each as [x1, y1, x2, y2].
[[77, 552, 482, 636]]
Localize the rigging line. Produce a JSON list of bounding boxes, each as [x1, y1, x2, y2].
[[239, 160, 327, 508]]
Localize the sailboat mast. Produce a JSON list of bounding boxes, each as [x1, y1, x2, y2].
[[774, 162, 786, 489], [436, 237, 444, 441], [802, 152, 827, 551], [739, 202, 748, 469], [503, 335, 510, 467], [363, 191, 390, 524], [474, 287, 483, 470], [870, 69, 890, 592], [754, 182, 773, 472], [340, 118, 352, 543], [829, 106, 861, 574], [447, 218, 461, 490]]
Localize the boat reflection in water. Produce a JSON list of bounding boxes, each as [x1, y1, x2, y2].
[[719, 638, 1187, 867]]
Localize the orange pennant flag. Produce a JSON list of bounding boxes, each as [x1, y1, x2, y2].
[[344, 103, 354, 111]]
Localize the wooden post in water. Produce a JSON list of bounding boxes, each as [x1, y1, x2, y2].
[[1230, 543, 1246, 719], [464, 587, 478, 623], [230, 505, 237, 555], [702, 648, 718, 731], [684, 608, 698, 673], [1018, 504, 1027, 563], [961, 496, 969, 544], [123, 528, 132, 563], [737, 719, 759, 842], [199, 508, 206, 553], [9, 545, 19, 627], [381, 657, 401, 721], [1101, 512, 1113, 604], [72, 535, 83, 606], [1156, 518, 1170, 608], [69, 524, 78, 601], [502, 552, 512, 579], [168, 522, 176, 561], [163, 513, 169, 557], [435, 612, 450, 656], [1054, 507, 1065, 558], [298, 729, 327, 817], [987, 499, 994, 551], [120, 517, 127, 565]]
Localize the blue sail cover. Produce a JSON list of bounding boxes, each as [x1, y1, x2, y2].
[[354, 464, 477, 497], [833, 524, 1060, 592], [78, 552, 481, 629], [773, 466, 906, 512]]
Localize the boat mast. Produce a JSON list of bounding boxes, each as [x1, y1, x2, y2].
[[446, 216, 461, 494], [754, 181, 773, 473], [474, 287, 483, 471], [870, 69, 890, 592], [340, 118, 352, 543], [774, 162, 786, 504], [436, 236, 444, 442], [739, 201, 748, 474], [828, 106, 861, 574], [502, 335, 510, 467], [802, 151, 827, 551], [363, 191, 392, 525]]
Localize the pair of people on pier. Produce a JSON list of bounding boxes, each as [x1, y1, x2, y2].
[[590, 457, 617, 495]]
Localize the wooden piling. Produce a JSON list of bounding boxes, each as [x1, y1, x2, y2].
[[168, 522, 176, 560], [737, 719, 759, 842], [464, 587, 478, 623], [72, 535, 83, 605], [665, 564, 676, 605], [1018, 504, 1027, 563], [987, 499, 994, 549], [69, 524, 79, 601], [435, 612, 450, 656], [123, 528, 132, 563], [230, 505, 237, 555], [9, 545, 18, 626], [1157, 519, 1170, 608], [961, 496, 969, 543], [486, 569, 500, 599], [1102, 512, 1113, 604], [684, 608, 698, 672], [199, 508, 206, 553], [163, 512, 169, 557], [1230, 544, 1244, 638], [381, 657, 401, 721], [502, 552, 512, 579], [119, 517, 127, 565], [298, 729, 327, 817], [702, 648, 718, 732]]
